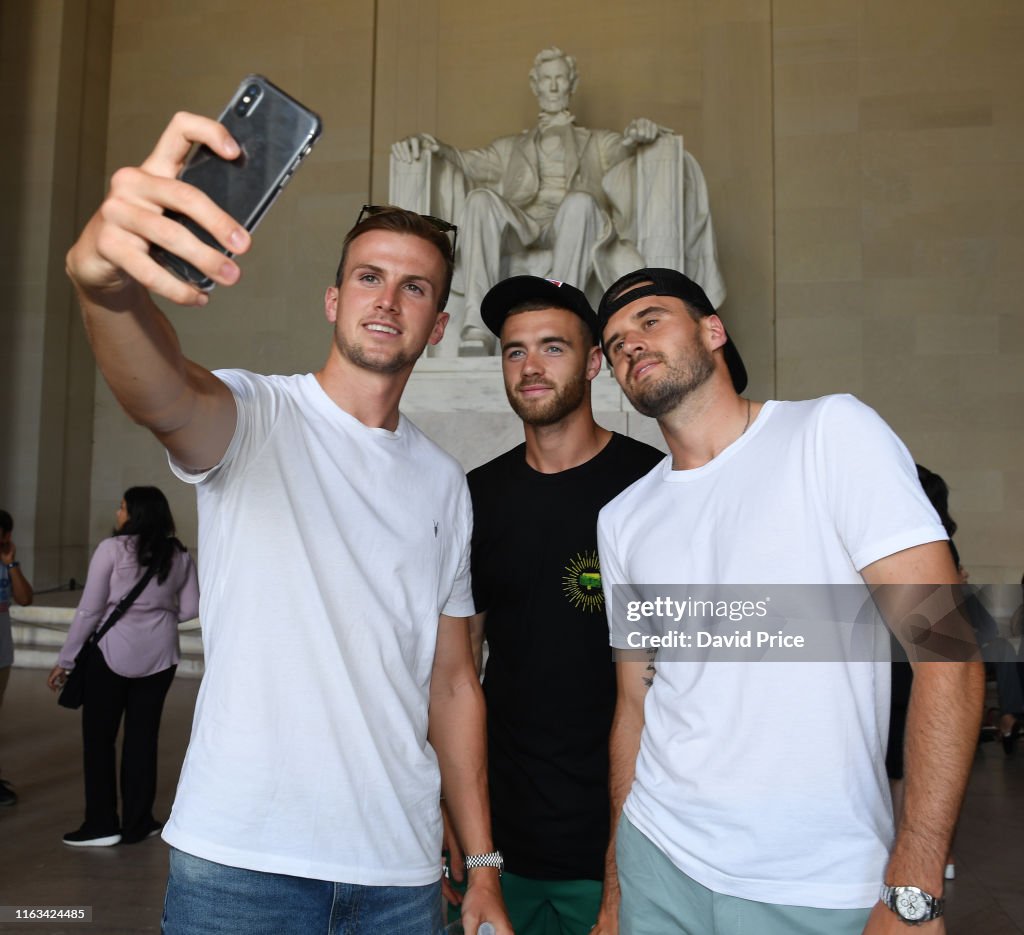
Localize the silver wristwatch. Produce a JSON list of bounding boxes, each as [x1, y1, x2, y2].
[[880, 884, 945, 925], [464, 850, 504, 877]]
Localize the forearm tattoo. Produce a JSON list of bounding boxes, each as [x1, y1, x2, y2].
[[642, 649, 657, 689]]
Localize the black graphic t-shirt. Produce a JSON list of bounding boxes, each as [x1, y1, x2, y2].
[[468, 432, 664, 880]]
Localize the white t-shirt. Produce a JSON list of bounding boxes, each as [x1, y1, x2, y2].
[[598, 395, 946, 909], [164, 370, 474, 885]]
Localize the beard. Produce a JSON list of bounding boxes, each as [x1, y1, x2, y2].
[[334, 332, 418, 375], [625, 344, 716, 418], [507, 370, 588, 427]]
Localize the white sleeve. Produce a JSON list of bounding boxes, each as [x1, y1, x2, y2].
[[167, 369, 281, 487], [441, 479, 476, 618], [598, 506, 636, 649], [816, 394, 947, 571]]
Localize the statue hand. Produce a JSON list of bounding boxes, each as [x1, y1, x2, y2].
[[623, 118, 664, 146], [391, 133, 440, 163]]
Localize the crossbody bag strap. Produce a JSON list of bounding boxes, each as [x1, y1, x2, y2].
[[91, 563, 160, 644]]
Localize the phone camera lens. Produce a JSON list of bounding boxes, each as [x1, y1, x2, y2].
[[236, 85, 262, 117]]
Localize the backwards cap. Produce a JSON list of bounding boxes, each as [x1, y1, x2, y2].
[[596, 267, 747, 393]]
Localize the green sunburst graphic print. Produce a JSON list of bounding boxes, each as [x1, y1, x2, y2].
[[562, 549, 604, 612]]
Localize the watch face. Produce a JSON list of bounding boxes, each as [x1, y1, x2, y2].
[[896, 889, 929, 921]]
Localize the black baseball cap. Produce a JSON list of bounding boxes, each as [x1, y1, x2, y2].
[[597, 267, 747, 393], [481, 276, 600, 344]]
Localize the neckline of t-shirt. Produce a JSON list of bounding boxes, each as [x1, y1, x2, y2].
[[299, 373, 405, 440], [515, 431, 624, 482], [660, 400, 778, 483]]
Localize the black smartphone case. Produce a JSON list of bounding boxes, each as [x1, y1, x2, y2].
[[152, 75, 322, 290]]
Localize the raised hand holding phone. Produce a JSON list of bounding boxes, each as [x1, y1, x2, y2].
[[151, 76, 321, 291], [67, 112, 251, 307], [62, 83, 321, 473], [67, 76, 320, 307]]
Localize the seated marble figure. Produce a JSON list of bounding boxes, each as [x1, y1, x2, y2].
[[391, 46, 726, 355]]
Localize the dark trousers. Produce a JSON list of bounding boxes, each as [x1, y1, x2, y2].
[[81, 648, 175, 839], [991, 636, 1024, 715]]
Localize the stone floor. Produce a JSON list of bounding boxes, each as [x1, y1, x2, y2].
[[0, 666, 1021, 934]]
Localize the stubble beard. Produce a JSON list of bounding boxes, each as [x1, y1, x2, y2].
[[626, 346, 716, 419], [507, 371, 588, 427], [335, 332, 418, 376]]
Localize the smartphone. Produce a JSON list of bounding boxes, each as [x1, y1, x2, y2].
[[152, 75, 322, 290]]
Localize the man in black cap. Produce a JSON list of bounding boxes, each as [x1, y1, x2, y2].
[[462, 276, 663, 934], [595, 268, 984, 934]]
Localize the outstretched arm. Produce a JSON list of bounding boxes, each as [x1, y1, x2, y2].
[[390, 132, 471, 175], [861, 541, 985, 933], [391, 131, 508, 188], [65, 112, 252, 471], [429, 613, 512, 934], [594, 649, 655, 935]]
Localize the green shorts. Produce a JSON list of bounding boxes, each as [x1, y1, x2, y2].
[[501, 872, 602, 935], [447, 870, 602, 935]]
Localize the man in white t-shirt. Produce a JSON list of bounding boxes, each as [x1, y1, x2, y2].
[[66, 112, 511, 934], [595, 267, 984, 935]]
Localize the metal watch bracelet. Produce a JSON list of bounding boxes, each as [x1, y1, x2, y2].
[[464, 851, 504, 876]]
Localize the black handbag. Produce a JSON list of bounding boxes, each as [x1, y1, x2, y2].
[[57, 564, 158, 710]]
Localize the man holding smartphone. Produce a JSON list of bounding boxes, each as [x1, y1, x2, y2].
[[66, 112, 511, 935]]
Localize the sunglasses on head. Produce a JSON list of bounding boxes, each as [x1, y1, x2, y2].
[[335, 205, 458, 285], [356, 204, 458, 254]]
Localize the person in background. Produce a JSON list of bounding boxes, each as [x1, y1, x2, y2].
[[987, 574, 1024, 754], [47, 486, 198, 846], [1, 508, 34, 806]]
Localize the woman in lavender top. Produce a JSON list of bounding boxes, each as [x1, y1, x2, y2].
[[47, 487, 199, 847]]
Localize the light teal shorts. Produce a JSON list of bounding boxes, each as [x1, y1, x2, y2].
[[616, 815, 873, 935]]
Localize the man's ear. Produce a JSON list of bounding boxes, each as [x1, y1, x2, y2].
[[324, 286, 340, 324], [703, 314, 728, 352], [428, 311, 451, 347], [585, 343, 604, 382]]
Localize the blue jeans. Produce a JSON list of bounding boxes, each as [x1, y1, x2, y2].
[[163, 847, 445, 934]]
